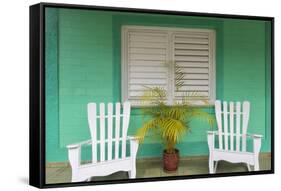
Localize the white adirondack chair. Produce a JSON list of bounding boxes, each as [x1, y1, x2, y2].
[[207, 100, 262, 173], [67, 102, 139, 182]]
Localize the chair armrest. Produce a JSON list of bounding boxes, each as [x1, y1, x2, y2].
[[247, 133, 263, 139], [67, 137, 141, 149], [207, 131, 263, 139], [127, 136, 140, 141], [66, 139, 92, 149], [207, 131, 218, 135]]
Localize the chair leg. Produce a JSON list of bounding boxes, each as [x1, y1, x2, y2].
[[254, 156, 260, 171], [247, 164, 251, 171], [209, 159, 214, 174], [253, 136, 261, 171], [128, 168, 136, 179], [207, 132, 215, 174], [214, 161, 218, 173], [71, 171, 79, 182]]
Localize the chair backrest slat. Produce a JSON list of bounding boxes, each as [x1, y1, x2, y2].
[[223, 101, 228, 150], [88, 103, 97, 163], [121, 102, 131, 158], [215, 100, 223, 149], [107, 103, 113, 160], [229, 102, 234, 151], [242, 101, 250, 152], [235, 102, 241, 151], [88, 102, 131, 163], [115, 103, 121, 159], [99, 103, 105, 162], [215, 100, 250, 152]]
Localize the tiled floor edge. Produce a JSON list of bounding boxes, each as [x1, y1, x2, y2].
[[46, 152, 271, 168]]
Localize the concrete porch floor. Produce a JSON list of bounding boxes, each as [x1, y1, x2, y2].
[[46, 153, 271, 184]]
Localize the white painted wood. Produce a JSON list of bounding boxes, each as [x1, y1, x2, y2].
[[122, 102, 131, 158], [236, 102, 241, 151], [174, 91, 209, 97], [130, 54, 166, 60], [121, 25, 216, 106], [67, 102, 139, 182], [130, 84, 167, 91], [223, 101, 229, 150], [229, 102, 234, 151], [212, 150, 255, 164], [173, 31, 215, 104], [129, 78, 167, 85], [129, 34, 167, 42], [215, 100, 223, 149], [214, 161, 218, 173], [207, 100, 262, 174], [174, 50, 209, 56], [115, 103, 121, 159], [129, 66, 167, 73], [129, 72, 167, 79], [176, 80, 209, 85], [180, 73, 209, 80], [107, 103, 113, 161], [247, 164, 251, 171], [174, 33, 209, 39], [87, 103, 97, 163], [253, 136, 262, 171], [208, 31, 216, 104], [175, 85, 209, 91], [129, 47, 166, 55], [99, 103, 105, 162], [68, 146, 81, 182], [174, 44, 209, 50], [177, 67, 209, 74], [175, 61, 209, 67], [174, 38, 209, 44], [174, 56, 209, 62], [129, 41, 167, 48], [129, 31, 167, 37], [129, 60, 166, 66], [70, 158, 133, 182], [129, 137, 139, 178], [242, 101, 250, 152], [207, 131, 215, 173]]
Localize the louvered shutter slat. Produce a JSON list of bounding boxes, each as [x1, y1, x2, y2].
[[176, 62, 209, 68], [175, 50, 209, 56], [175, 56, 209, 62], [126, 31, 169, 104], [129, 48, 166, 55], [173, 32, 213, 101], [174, 92, 209, 97], [129, 60, 167, 66], [174, 44, 209, 50]]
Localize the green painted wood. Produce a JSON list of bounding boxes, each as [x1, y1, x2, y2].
[[45, 8, 272, 162]]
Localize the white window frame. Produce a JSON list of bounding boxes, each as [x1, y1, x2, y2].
[[121, 25, 216, 107]]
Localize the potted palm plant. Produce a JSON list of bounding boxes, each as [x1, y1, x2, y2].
[[136, 64, 214, 172]]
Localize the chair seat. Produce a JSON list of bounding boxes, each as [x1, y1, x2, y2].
[[212, 149, 255, 165]]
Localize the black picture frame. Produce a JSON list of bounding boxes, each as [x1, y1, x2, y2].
[[29, 2, 274, 188]]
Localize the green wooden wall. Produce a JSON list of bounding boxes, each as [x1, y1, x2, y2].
[[46, 8, 271, 162]]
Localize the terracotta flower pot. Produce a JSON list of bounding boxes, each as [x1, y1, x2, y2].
[[163, 149, 179, 172]]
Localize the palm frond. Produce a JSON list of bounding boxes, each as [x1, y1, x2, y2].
[[190, 109, 215, 127], [136, 118, 162, 143], [136, 61, 215, 151]]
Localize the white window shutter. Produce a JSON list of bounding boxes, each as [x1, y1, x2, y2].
[[172, 31, 215, 103], [122, 26, 216, 106], [122, 27, 169, 106]]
